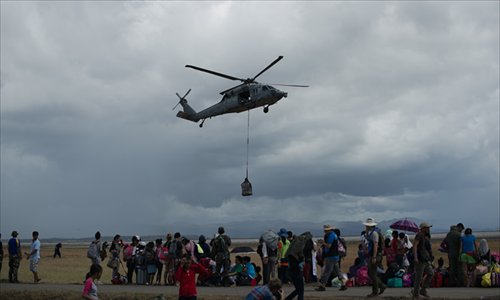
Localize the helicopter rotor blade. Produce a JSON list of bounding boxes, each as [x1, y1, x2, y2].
[[173, 89, 192, 111], [251, 55, 284, 82], [269, 83, 309, 87], [185, 65, 243, 82]]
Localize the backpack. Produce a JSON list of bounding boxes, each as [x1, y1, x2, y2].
[[367, 227, 384, 256], [287, 232, 313, 260], [356, 266, 370, 286], [213, 235, 228, 254], [260, 230, 279, 251], [338, 238, 347, 257], [87, 241, 99, 259]]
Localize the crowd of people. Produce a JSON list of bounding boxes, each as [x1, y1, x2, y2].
[[2, 219, 499, 300]]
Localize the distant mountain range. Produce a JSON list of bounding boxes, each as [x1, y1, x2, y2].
[[33, 218, 499, 244]]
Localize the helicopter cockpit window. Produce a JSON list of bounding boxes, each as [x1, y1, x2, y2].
[[262, 86, 268, 91]]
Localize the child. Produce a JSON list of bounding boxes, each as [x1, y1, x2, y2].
[[83, 264, 103, 300], [175, 253, 208, 300]]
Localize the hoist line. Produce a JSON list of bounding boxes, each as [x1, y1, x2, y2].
[[246, 109, 250, 179]]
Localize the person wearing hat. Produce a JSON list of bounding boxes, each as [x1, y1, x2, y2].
[[411, 222, 434, 299], [362, 218, 386, 297], [315, 224, 347, 292], [277, 228, 290, 284], [8, 231, 22, 283]]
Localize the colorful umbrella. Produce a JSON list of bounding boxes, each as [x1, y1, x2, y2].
[[390, 218, 419, 233]]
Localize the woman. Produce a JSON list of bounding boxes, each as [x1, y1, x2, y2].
[[460, 228, 478, 287], [109, 235, 122, 280]]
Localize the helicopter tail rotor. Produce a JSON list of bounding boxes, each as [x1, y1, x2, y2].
[[172, 89, 191, 111]]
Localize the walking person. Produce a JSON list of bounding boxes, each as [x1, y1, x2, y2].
[[285, 232, 313, 300], [25, 231, 41, 283], [445, 223, 464, 286], [123, 235, 139, 284], [411, 222, 434, 299], [87, 231, 103, 266], [8, 231, 22, 283], [363, 218, 386, 297], [83, 264, 103, 300], [315, 225, 347, 292], [53, 243, 62, 258]]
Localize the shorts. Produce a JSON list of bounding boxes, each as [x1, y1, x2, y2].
[[30, 259, 39, 272], [460, 253, 476, 264]]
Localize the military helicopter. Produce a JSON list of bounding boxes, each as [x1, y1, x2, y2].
[[173, 56, 308, 127]]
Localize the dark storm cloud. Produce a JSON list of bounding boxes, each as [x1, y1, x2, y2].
[[1, 1, 498, 237]]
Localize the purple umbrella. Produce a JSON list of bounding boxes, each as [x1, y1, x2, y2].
[[390, 219, 419, 233]]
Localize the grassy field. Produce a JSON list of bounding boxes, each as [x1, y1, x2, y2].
[[1, 238, 498, 285]]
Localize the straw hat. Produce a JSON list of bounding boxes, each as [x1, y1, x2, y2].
[[363, 217, 377, 227], [419, 222, 432, 229], [323, 224, 334, 231]]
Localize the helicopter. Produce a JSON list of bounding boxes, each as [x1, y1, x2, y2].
[[173, 56, 308, 127]]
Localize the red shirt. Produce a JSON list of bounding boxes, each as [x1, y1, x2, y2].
[[175, 262, 207, 297]]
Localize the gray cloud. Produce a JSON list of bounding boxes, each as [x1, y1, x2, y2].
[[1, 1, 498, 238]]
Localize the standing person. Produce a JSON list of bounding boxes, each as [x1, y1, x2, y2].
[[8, 231, 22, 283], [109, 234, 123, 280], [363, 218, 386, 297], [144, 241, 158, 285], [276, 228, 290, 285], [25, 231, 41, 283], [460, 227, 479, 287], [211, 226, 231, 286], [445, 223, 464, 286], [259, 229, 279, 285], [155, 238, 165, 285], [315, 225, 347, 292], [163, 233, 174, 285], [87, 231, 103, 266], [245, 278, 283, 300], [175, 253, 208, 300], [0, 233, 4, 277], [82, 264, 103, 300], [411, 222, 434, 300], [195, 235, 211, 261], [123, 235, 139, 284], [285, 232, 313, 300]]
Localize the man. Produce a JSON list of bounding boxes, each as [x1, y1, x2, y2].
[[88, 231, 102, 266], [245, 278, 283, 300], [25, 231, 41, 283], [315, 224, 347, 292], [285, 232, 313, 300], [8, 231, 22, 283], [445, 223, 464, 287], [211, 226, 231, 286], [412, 222, 434, 299], [276, 228, 290, 284], [259, 229, 278, 285], [363, 218, 386, 297], [0, 233, 4, 276]]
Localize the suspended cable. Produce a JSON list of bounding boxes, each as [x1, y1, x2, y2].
[[241, 109, 253, 196]]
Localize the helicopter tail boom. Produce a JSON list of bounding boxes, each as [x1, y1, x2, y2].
[[176, 110, 199, 122]]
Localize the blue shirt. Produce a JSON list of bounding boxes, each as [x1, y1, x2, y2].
[[323, 231, 339, 261], [31, 239, 41, 261], [461, 234, 476, 253], [245, 262, 256, 279], [8, 238, 21, 256]]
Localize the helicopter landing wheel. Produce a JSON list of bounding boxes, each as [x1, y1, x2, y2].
[[263, 106, 269, 113], [199, 120, 205, 128]]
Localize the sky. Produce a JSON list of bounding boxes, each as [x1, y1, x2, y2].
[[1, 1, 499, 239]]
